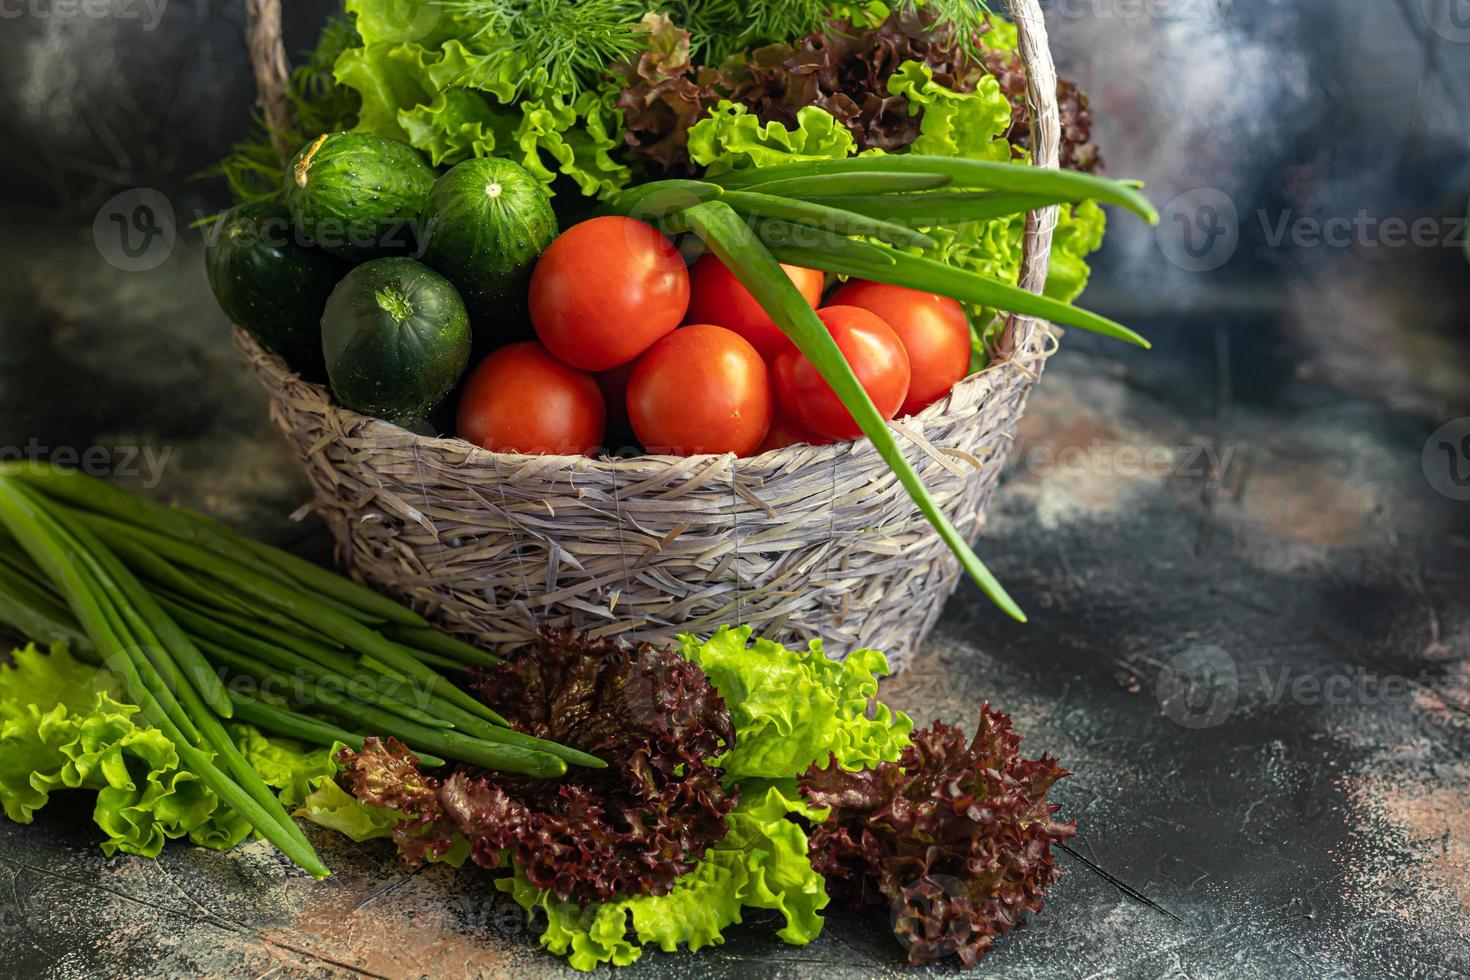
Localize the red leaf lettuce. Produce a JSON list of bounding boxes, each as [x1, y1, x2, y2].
[[800, 704, 1076, 967], [337, 631, 737, 904]]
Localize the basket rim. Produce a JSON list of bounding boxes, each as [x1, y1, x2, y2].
[[236, 324, 1055, 477]]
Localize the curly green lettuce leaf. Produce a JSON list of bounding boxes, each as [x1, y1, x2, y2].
[[677, 625, 912, 782], [688, 101, 857, 176], [346, 0, 453, 48], [499, 784, 828, 971], [981, 14, 1018, 50], [0, 644, 337, 858], [331, 32, 631, 198], [513, 87, 632, 198], [398, 89, 512, 166], [886, 61, 1011, 163], [296, 776, 401, 840], [334, 41, 435, 141]]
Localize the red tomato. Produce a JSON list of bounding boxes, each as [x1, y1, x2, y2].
[[756, 414, 828, 454], [457, 342, 605, 455], [628, 325, 773, 456], [772, 306, 910, 442], [529, 216, 689, 371], [684, 254, 824, 360], [829, 280, 971, 416]]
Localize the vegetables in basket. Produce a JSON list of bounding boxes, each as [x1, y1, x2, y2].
[[209, 1, 1155, 624]]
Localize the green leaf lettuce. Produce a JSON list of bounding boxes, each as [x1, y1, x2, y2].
[[0, 644, 337, 858], [678, 625, 913, 782], [499, 783, 828, 970]]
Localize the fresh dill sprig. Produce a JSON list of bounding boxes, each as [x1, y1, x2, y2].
[[656, 0, 834, 62], [444, 0, 650, 98], [895, 0, 996, 60]]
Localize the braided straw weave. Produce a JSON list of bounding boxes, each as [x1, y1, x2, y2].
[[239, 0, 1061, 668]]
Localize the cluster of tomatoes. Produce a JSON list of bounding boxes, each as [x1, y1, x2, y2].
[[456, 216, 973, 457]]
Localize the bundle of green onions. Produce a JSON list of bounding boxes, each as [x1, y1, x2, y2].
[[602, 156, 1159, 622], [0, 462, 599, 877]]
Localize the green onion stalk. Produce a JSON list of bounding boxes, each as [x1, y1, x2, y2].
[[0, 462, 599, 876], [600, 157, 1159, 621]]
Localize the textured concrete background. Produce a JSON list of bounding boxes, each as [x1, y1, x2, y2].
[[1, 1, 1469, 977]]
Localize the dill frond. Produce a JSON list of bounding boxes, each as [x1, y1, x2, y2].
[[445, 0, 650, 97]]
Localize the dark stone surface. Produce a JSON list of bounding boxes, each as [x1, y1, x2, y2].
[[1, 1, 1469, 977]]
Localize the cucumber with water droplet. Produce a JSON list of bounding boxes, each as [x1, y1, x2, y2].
[[420, 157, 558, 344], [320, 257, 470, 424], [285, 132, 437, 259]]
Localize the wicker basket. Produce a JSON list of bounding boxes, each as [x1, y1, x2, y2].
[[240, 0, 1063, 669]]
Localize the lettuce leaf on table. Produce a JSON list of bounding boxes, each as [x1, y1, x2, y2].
[[495, 627, 910, 970], [677, 625, 913, 782], [0, 643, 338, 858], [498, 783, 828, 971]]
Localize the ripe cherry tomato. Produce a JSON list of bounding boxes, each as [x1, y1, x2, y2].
[[628, 325, 773, 456], [684, 254, 824, 360], [829, 280, 971, 416], [756, 413, 828, 454], [457, 342, 605, 455], [529, 216, 689, 371], [772, 306, 910, 442]]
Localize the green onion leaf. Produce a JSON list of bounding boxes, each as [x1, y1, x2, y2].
[[667, 201, 1027, 623], [757, 221, 1152, 349], [739, 171, 952, 197], [710, 155, 1160, 225], [720, 190, 937, 249]]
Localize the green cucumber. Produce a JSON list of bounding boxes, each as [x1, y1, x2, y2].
[[205, 201, 349, 379], [321, 258, 471, 424], [420, 157, 557, 341], [285, 133, 436, 259]]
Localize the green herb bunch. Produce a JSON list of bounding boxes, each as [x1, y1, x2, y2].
[[213, 15, 363, 203]]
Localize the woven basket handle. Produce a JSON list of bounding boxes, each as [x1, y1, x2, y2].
[[247, 0, 295, 158], [997, 0, 1060, 358], [243, 0, 1059, 354]]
